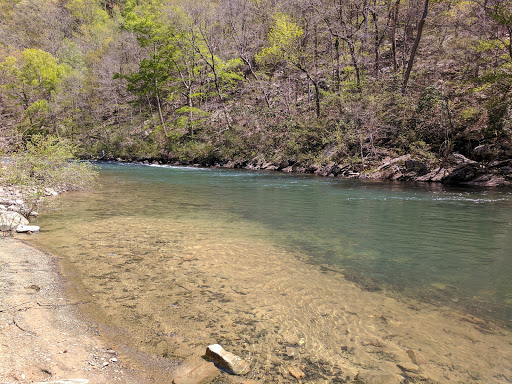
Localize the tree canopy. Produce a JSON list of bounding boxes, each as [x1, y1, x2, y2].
[[0, 0, 510, 165]]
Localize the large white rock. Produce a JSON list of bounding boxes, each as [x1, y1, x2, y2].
[[0, 211, 29, 231], [16, 225, 40, 233], [205, 344, 250, 375]]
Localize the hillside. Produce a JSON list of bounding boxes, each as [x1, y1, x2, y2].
[[1, 0, 511, 185]]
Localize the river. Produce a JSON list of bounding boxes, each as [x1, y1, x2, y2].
[[30, 162, 512, 383]]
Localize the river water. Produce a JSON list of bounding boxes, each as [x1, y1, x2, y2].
[[30, 163, 512, 383]]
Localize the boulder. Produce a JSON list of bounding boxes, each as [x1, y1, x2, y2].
[[205, 344, 250, 375], [441, 164, 479, 184], [451, 153, 476, 165], [0, 211, 29, 231], [404, 160, 428, 175], [415, 167, 452, 182], [316, 162, 336, 177], [500, 166, 512, 175], [465, 174, 510, 187], [306, 164, 320, 173], [473, 145, 497, 162]]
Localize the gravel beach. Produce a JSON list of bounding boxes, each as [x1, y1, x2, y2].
[[0, 237, 148, 384]]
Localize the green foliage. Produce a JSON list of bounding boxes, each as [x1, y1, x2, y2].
[[410, 141, 436, 162], [256, 13, 304, 66], [0, 49, 70, 135], [167, 138, 217, 164], [485, 77, 512, 138], [1, 135, 98, 215], [67, 0, 110, 26], [1, 0, 512, 168], [0, 49, 70, 101], [409, 86, 453, 154]]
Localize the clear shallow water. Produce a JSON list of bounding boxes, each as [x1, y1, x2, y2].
[[30, 162, 512, 383], [85, 162, 512, 322]]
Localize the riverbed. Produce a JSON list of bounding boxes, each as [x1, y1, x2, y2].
[[29, 163, 512, 383]]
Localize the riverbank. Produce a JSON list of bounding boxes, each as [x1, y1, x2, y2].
[[102, 151, 512, 188], [0, 237, 148, 383]]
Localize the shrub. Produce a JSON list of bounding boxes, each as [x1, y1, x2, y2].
[[0, 135, 98, 216]]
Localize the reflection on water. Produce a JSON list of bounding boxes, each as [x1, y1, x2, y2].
[[31, 163, 512, 383]]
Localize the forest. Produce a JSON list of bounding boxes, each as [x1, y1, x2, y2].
[[0, 0, 511, 172]]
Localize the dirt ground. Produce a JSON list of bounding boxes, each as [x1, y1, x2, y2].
[[0, 236, 155, 384]]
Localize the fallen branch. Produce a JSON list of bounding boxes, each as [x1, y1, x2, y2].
[[13, 318, 37, 336], [0, 301, 32, 313], [36, 300, 90, 308]]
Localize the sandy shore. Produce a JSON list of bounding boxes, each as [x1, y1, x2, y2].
[[0, 237, 151, 384]]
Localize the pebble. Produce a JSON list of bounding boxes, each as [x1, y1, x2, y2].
[[286, 347, 299, 357], [406, 349, 426, 365]]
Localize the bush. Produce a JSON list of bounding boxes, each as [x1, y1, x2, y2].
[[1, 135, 98, 216]]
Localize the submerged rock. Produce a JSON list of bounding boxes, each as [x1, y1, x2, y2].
[[355, 371, 403, 384], [172, 362, 220, 384], [205, 344, 250, 375], [288, 366, 305, 380]]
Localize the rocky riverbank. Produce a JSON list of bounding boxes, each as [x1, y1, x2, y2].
[[0, 185, 59, 234], [106, 151, 512, 188]]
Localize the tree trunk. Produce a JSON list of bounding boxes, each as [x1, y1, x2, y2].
[[298, 65, 321, 118], [391, 0, 401, 72], [346, 40, 361, 88], [402, 0, 430, 93], [335, 38, 341, 94], [155, 84, 168, 137]]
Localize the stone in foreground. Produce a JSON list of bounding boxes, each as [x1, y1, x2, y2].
[[172, 361, 220, 384], [16, 224, 40, 233], [205, 344, 250, 375]]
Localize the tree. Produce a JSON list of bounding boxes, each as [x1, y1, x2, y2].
[[402, 0, 430, 93], [257, 12, 323, 117], [0, 48, 70, 136], [119, 0, 175, 136]]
